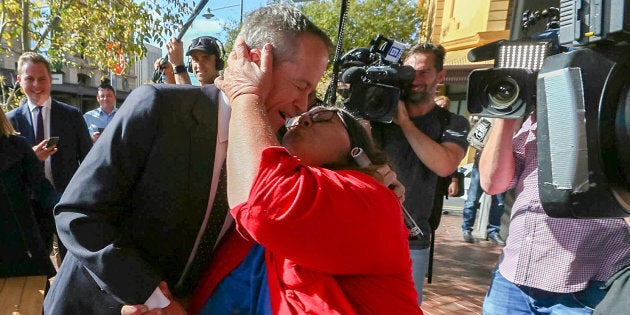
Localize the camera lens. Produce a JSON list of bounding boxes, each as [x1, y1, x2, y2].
[[363, 85, 394, 117], [487, 77, 519, 108]]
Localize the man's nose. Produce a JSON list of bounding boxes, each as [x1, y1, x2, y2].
[[295, 92, 311, 113]]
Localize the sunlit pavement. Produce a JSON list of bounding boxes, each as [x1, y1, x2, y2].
[[420, 203, 503, 315]]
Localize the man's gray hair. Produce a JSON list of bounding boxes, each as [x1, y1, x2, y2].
[[239, 4, 333, 63]]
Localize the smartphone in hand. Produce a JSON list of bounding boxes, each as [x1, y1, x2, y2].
[[45, 136, 59, 148]]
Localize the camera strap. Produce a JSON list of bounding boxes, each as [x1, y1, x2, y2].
[[428, 105, 453, 284], [434, 105, 452, 198]]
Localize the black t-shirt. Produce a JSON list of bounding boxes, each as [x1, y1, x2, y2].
[[371, 106, 469, 249]]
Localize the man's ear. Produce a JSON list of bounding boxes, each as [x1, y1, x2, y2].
[[436, 69, 446, 84], [250, 48, 262, 64]]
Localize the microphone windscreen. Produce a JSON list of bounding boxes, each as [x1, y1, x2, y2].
[[341, 66, 366, 84], [398, 65, 415, 81], [467, 40, 507, 62]]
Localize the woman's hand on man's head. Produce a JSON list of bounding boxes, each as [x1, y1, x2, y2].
[[215, 36, 273, 106]]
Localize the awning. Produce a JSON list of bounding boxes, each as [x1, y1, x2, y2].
[[443, 48, 493, 84]]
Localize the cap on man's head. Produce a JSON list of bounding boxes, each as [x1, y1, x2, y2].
[[186, 36, 222, 56]]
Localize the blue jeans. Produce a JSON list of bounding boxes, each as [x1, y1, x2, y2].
[[483, 268, 607, 314], [461, 165, 504, 235], [410, 248, 430, 305]]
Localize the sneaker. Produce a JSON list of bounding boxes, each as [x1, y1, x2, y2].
[[488, 233, 506, 246], [463, 231, 474, 243]]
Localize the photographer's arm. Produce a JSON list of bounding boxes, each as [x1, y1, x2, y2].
[[153, 58, 175, 84], [478, 118, 516, 194], [166, 38, 192, 85], [396, 101, 465, 177]]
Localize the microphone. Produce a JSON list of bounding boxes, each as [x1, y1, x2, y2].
[[351, 147, 423, 239], [340, 47, 373, 65], [467, 40, 507, 62]]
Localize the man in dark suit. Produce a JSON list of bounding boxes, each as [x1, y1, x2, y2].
[[7, 52, 92, 194], [7, 52, 92, 269], [44, 4, 333, 314]]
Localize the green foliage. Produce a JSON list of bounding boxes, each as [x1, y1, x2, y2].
[[0, 0, 195, 73], [300, 0, 421, 56], [0, 76, 20, 112], [222, 20, 241, 58]]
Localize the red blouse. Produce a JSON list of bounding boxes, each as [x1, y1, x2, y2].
[[190, 147, 421, 314]]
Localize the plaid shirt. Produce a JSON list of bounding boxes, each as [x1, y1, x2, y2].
[[498, 114, 630, 293]]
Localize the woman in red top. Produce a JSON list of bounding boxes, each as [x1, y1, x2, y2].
[[189, 37, 422, 314]]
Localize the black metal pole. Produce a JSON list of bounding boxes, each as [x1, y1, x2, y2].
[[324, 0, 349, 106]]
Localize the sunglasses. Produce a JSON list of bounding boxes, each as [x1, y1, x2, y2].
[[188, 37, 221, 54], [192, 37, 211, 47], [285, 109, 347, 130]]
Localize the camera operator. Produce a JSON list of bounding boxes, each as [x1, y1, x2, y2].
[[478, 113, 630, 313], [370, 43, 470, 304], [154, 36, 222, 86]]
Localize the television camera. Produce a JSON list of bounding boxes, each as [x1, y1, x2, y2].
[[466, 0, 630, 218], [338, 35, 415, 123]]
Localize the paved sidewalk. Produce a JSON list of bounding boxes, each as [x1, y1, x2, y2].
[[420, 207, 503, 314]]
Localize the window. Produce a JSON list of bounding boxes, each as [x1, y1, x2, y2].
[[77, 73, 91, 86]]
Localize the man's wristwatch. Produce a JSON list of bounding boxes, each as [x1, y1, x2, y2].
[[173, 64, 187, 74]]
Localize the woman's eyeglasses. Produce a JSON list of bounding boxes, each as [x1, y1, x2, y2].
[[285, 109, 347, 129]]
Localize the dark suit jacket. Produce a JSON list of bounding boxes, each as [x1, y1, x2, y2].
[[0, 135, 59, 277], [6, 99, 93, 193], [43, 84, 220, 314]]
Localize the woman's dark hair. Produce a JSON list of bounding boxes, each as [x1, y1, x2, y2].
[[306, 106, 390, 179], [337, 108, 389, 166]]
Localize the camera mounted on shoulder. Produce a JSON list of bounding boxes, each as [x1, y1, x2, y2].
[[337, 35, 415, 123], [466, 0, 630, 218]]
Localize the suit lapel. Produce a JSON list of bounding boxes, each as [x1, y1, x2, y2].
[[173, 87, 221, 293], [49, 100, 61, 138], [190, 86, 219, 190], [19, 104, 36, 144]]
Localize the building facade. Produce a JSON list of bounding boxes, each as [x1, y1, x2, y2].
[[420, 0, 514, 164]]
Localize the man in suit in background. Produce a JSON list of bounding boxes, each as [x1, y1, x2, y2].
[[7, 51, 92, 268], [44, 4, 333, 314], [8, 52, 92, 194]]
